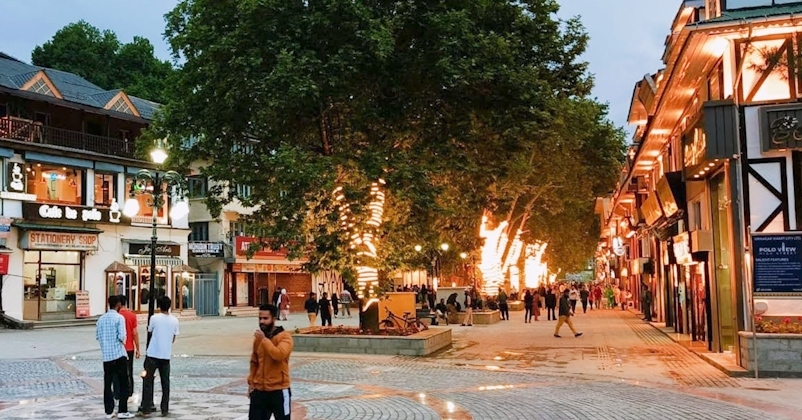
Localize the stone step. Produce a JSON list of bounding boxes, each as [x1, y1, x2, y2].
[[226, 307, 259, 317], [32, 317, 99, 329]]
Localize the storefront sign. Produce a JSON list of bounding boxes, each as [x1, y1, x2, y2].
[[22, 202, 126, 225], [232, 263, 301, 273], [0, 216, 11, 239], [127, 242, 181, 256], [189, 241, 225, 258], [75, 291, 90, 318], [657, 177, 679, 218], [683, 127, 706, 168], [761, 105, 802, 151], [641, 194, 664, 226], [21, 231, 98, 251], [0, 253, 9, 275], [672, 232, 693, 265], [752, 233, 802, 294], [235, 236, 289, 258]]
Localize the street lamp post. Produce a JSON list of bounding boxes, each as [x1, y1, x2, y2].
[[122, 140, 188, 347]]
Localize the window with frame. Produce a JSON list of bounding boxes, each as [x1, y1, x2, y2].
[[188, 176, 208, 198], [124, 175, 169, 224], [28, 79, 54, 97], [189, 222, 209, 241], [94, 172, 117, 207], [26, 163, 83, 205], [235, 184, 252, 199]]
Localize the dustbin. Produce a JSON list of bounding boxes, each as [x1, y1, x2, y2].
[[359, 299, 379, 333]]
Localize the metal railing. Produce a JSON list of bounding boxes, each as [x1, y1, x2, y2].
[[0, 117, 136, 159]]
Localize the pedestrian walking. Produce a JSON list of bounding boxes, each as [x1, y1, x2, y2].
[[498, 287, 509, 320], [461, 290, 474, 326], [532, 290, 541, 321], [249, 304, 294, 420], [523, 290, 533, 323], [554, 289, 582, 338], [340, 289, 352, 318], [580, 286, 590, 314], [331, 292, 340, 318], [304, 292, 319, 326], [319, 292, 333, 326], [593, 285, 603, 309], [569, 286, 579, 313], [116, 296, 139, 402], [613, 285, 621, 311], [96, 295, 135, 419], [278, 289, 290, 321], [139, 296, 180, 418], [545, 288, 557, 321], [642, 284, 653, 322]]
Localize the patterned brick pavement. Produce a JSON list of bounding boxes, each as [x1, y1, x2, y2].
[[0, 310, 799, 419]]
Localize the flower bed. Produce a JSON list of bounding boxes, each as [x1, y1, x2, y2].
[[292, 326, 452, 356], [298, 326, 417, 336], [755, 316, 802, 334]]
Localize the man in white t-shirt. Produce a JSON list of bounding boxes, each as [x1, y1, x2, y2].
[[139, 296, 179, 418]]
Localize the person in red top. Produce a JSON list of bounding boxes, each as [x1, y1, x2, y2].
[[118, 295, 140, 399]]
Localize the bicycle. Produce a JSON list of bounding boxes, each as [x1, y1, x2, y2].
[[381, 307, 428, 333]]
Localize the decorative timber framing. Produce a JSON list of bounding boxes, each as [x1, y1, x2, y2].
[[747, 157, 791, 232], [734, 34, 797, 104], [19, 71, 63, 100], [103, 91, 141, 117]]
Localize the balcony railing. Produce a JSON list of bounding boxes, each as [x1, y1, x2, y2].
[[0, 116, 135, 159]]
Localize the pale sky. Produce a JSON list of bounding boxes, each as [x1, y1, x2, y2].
[[1, 0, 681, 135]]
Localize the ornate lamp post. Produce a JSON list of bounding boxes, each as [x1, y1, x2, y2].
[[122, 140, 188, 347]]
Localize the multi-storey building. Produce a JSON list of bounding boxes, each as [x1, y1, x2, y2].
[[596, 0, 802, 372], [0, 53, 197, 323]]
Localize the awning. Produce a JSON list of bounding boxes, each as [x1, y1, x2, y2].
[[104, 261, 136, 273], [123, 239, 181, 245], [124, 255, 184, 267], [13, 222, 103, 234]]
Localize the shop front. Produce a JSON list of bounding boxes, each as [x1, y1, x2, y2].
[[226, 236, 312, 311], [122, 241, 185, 313], [16, 227, 99, 321]]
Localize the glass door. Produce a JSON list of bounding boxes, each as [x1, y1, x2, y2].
[[710, 172, 735, 352]]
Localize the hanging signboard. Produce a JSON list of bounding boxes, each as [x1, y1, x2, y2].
[[188, 241, 225, 258], [672, 232, 693, 265], [127, 242, 181, 256], [752, 233, 802, 295], [75, 291, 90, 318]]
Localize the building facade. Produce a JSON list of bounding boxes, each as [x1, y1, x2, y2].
[[0, 53, 193, 322], [596, 0, 802, 366]]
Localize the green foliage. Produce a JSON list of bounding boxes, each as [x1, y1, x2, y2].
[[31, 21, 175, 103], [156, 0, 625, 277]]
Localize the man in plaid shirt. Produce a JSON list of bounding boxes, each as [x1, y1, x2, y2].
[[96, 295, 134, 419]]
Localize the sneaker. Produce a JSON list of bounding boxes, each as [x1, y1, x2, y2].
[[118, 413, 135, 419], [554, 334, 561, 338], [575, 332, 583, 337], [460, 324, 466, 326], [105, 414, 114, 419], [162, 411, 169, 417]]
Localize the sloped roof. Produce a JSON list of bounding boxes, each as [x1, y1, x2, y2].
[[705, 4, 802, 23], [0, 52, 160, 120]]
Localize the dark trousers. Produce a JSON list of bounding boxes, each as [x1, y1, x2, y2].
[[581, 299, 588, 313], [644, 302, 653, 321], [103, 357, 129, 415], [141, 356, 171, 415], [524, 306, 532, 322], [570, 299, 578, 312], [499, 303, 509, 320], [249, 388, 291, 420], [547, 307, 556, 320], [112, 350, 135, 399], [321, 311, 332, 326]]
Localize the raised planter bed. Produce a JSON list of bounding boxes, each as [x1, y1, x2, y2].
[[293, 327, 452, 356], [447, 310, 501, 325], [738, 332, 802, 377]]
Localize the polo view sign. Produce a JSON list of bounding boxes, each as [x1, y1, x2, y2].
[[761, 105, 802, 151], [23, 202, 126, 225], [20, 231, 99, 251], [752, 233, 802, 294]]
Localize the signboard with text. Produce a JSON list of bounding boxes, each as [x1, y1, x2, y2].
[[127, 242, 181, 256], [189, 241, 225, 258], [75, 291, 90, 318], [23, 202, 128, 225], [20, 231, 99, 251], [0, 217, 11, 239], [760, 104, 802, 152], [752, 233, 802, 295], [235, 236, 289, 258], [0, 253, 9, 275]]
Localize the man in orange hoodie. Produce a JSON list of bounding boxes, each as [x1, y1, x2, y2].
[[248, 304, 294, 420]]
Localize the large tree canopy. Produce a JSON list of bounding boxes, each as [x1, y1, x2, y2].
[[32, 21, 175, 103], [155, 0, 625, 277]]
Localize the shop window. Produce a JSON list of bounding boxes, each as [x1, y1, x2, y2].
[[22, 251, 82, 320], [25, 163, 83, 205], [124, 175, 169, 224], [189, 222, 209, 241], [94, 172, 117, 207], [235, 184, 252, 198], [187, 176, 208, 199]]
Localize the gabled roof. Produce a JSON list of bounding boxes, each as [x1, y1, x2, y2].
[[0, 52, 160, 121]]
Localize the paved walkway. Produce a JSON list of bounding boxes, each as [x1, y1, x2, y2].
[[1, 308, 800, 419]]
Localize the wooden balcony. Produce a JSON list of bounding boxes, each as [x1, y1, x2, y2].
[[0, 116, 135, 159]]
